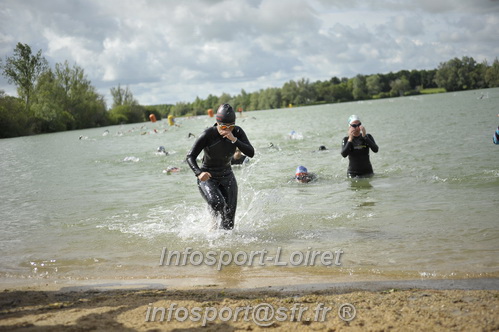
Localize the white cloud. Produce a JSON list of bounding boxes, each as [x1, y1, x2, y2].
[[1, 0, 498, 106]]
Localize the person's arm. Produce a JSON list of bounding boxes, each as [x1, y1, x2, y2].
[[365, 134, 378, 153], [233, 127, 255, 158], [186, 131, 207, 177], [341, 137, 352, 157]]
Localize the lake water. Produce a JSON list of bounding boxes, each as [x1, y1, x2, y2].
[[1, 88, 498, 288]]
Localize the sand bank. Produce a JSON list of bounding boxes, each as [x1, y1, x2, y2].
[[0, 278, 498, 331]]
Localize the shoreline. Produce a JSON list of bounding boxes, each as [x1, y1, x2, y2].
[[1, 276, 498, 293], [1, 277, 497, 331]]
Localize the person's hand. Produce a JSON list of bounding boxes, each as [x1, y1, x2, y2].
[[360, 125, 366, 137], [198, 172, 211, 182], [348, 126, 355, 142], [218, 128, 237, 142]]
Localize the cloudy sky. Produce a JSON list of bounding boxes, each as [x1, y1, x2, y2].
[[1, 0, 498, 106]]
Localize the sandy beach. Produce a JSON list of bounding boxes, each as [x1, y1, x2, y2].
[[1, 278, 498, 331]]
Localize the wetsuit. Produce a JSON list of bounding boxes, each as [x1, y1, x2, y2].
[[186, 124, 254, 229], [494, 127, 499, 145], [341, 134, 378, 178]]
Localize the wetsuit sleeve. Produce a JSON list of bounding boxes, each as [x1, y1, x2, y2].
[[341, 137, 352, 158], [365, 134, 379, 152], [233, 127, 255, 158], [186, 131, 208, 176]]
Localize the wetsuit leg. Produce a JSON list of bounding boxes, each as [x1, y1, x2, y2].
[[218, 172, 238, 230], [198, 178, 224, 221], [197, 172, 238, 230]]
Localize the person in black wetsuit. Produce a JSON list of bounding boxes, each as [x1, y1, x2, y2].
[[186, 104, 254, 230], [340, 115, 379, 178]]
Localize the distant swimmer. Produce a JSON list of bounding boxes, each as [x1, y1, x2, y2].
[[295, 166, 316, 183], [341, 115, 379, 178], [319, 145, 327, 151], [268, 142, 281, 151], [230, 148, 248, 165], [288, 130, 303, 140], [494, 126, 499, 145], [123, 156, 140, 162], [186, 103, 254, 230], [157, 146, 169, 155], [163, 166, 180, 174]]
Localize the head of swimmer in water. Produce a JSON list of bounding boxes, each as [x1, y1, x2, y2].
[[348, 114, 363, 136], [216, 103, 236, 133], [295, 165, 311, 183]]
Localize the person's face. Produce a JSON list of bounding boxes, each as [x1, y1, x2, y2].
[[217, 122, 235, 134], [350, 120, 361, 135], [295, 173, 310, 183]]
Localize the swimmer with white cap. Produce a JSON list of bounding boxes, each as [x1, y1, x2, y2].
[[340, 115, 379, 178], [295, 166, 316, 183]]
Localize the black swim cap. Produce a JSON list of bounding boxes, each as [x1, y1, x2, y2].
[[216, 104, 236, 123]]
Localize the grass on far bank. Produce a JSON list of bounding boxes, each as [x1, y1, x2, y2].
[[420, 88, 447, 94]]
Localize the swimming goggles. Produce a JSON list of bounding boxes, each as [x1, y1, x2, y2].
[[350, 122, 362, 128], [295, 172, 308, 180], [218, 123, 235, 130]]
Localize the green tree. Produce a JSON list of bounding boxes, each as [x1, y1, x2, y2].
[[31, 70, 72, 132], [352, 75, 368, 100], [331, 81, 352, 102], [485, 58, 499, 87], [296, 78, 315, 105], [108, 104, 145, 124], [434, 57, 481, 91], [366, 74, 382, 96], [281, 80, 298, 107], [204, 94, 220, 110], [0, 90, 31, 138], [233, 89, 251, 112], [110, 84, 137, 108], [217, 93, 232, 107], [390, 76, 411, 96], [56, 61, 107, 129], [249, 90, 260, 110], [314, 80, 333, 103], [0, 42, 49, 112], [191, 96, 205, 115], [420, 69, 437, 89]]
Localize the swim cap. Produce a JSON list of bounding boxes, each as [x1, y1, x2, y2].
[[216, 104, 236, 123], [348, 114, 361, 124], [295, 166, 308, 175]]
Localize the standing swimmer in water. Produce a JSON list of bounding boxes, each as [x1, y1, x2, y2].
[[341, 115, 379, 178], [186, 104, 254, 230]]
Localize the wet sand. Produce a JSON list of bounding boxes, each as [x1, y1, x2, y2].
[[0, 278, 498, 331]]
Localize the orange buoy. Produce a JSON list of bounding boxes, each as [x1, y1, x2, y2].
[[149, 114, 157, 122], [207, 109, 214, 117]]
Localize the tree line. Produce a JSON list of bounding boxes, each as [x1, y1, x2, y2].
[[1, 42, 498, 138]]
